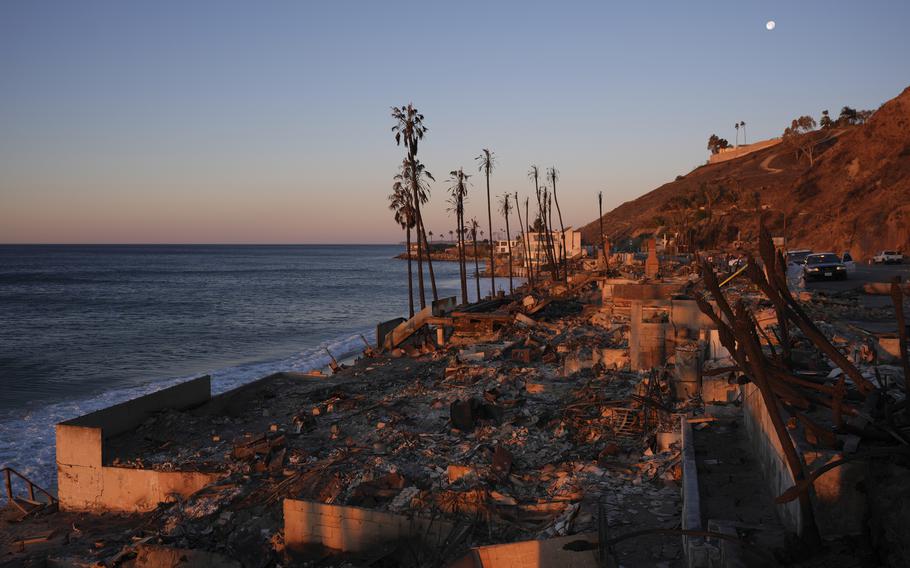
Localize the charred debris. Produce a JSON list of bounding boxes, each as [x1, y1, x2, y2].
[[4, 225, 910, 568]]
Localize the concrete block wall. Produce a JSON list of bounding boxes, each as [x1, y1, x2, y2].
[[629, 298, 718, 371], [56, 376, 220, 512], [681, 418, 708, 567], [284, 499, 453, 553], [450, 534, 599, 568], [707, 138, 781, 164], [741, 382, 867, 536]]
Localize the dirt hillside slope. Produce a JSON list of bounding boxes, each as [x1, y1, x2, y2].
[[581, 85, 910, 260]]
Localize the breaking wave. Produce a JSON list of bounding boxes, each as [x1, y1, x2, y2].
[[0, 328, 372, 491]]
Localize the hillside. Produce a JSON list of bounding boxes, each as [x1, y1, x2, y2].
[[581, 86, 910, 260]]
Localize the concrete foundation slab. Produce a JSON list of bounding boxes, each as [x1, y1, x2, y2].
[[283, 499, 453, 554], [449, 533, 599, 568]]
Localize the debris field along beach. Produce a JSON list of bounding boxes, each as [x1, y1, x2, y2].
[[5, 224, 910, 568]]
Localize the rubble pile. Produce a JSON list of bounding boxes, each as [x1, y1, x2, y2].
[[5, 233, 907, 567], [75, 276, 690, 566]]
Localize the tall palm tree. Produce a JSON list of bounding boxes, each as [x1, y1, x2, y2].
[[598, 191, 607, 263], [524, 195, 534, 283], [734, 122, 740, 147], [546, 188, 559, 279], [388, 173, 415, 318], [528, 166, 544, 275], [540, 184, 558, 278], [740, 121, 747, 144], [499, 194, 514, 294], [470, 218, 481, 301], [530, 165, 558, 279], [447, 168, 470, 304], [476, 149, 496, 295], [428, 230, 434, 243], [548, 167, 567, 281], [448, 229, 454, 244], [392, 104, 438, 308], [513, 192, 532, 286]]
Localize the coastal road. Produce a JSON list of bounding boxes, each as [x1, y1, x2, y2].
[[805, 263, 909, 293]]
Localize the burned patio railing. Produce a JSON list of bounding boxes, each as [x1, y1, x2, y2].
[[2, 466, 58, 519]]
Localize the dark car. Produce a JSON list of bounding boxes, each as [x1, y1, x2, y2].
[[786, 249, 813, 266], [803, 252, 848, 280]]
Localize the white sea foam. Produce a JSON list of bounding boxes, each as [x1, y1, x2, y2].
[[0, 328, 373, 491]]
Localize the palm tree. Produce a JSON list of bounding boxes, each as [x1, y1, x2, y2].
[[470, 218, 481, 301], [734, 122, 740, 147], [499, 194, 514, 294], [513, 192, 532, 286], [740, 121, 747, 145], [448, 229, 454, 244], [524, 195, 534, 283], [392, 104, 438, 308], [528, 166, 545, 275], [598, 191, 607, 263], [428, 230, 434, 244], [447, 168, 470, 304], [476, 149, 496, 295], [388, 172, 415, 318], [548, 167, 567, 281]]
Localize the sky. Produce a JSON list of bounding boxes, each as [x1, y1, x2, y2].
[[2, 0, 909, 244]]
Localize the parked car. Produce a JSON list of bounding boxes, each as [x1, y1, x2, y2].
[[842, 251, 856, 274], [786, 249, 813, 265], [872, 251, 904, 264], [803, 253, 848, 280]]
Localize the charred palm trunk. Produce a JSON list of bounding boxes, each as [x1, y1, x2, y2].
[[413, 196, 426, 309], [525, 198, 534, 285], [458, 212, 468, 305], [546, 194, 559, 281], [514, 195, 530, 287], [504, 207, 514, 294], [405, 224, 414, 318], [418, 215, 438, 302], [409, 156, 437, 303], [552, 178, 568, 282], [485, 171, 495, 295], [541, 198, 557, 281], [472, 229, 481, 301], [598, 192, 607, 263], [525, 197, 540, 283]]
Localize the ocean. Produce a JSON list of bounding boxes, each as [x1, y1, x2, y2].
[[0, 244, 513, 488]]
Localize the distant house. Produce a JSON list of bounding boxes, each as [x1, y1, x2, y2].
[[494, 239, 522, 255], [522, 227, 583, 266]]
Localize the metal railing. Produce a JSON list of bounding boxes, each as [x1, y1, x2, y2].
[[2, 466, 58, 518]]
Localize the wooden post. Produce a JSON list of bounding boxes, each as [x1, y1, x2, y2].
[[4, 468, 12, 503]]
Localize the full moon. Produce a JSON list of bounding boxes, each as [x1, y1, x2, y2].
[[766, 20, 776, 30]]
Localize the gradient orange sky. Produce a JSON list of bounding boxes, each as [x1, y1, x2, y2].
[[3, 1, 909, 244]]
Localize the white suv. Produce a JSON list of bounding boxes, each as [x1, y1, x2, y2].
[[872, 251, 903, 264]]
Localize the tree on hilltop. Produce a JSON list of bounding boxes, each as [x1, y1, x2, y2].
[[837, 106, 858, 126], [820, 110, 833, 129], [707, 134, 730, 155], [782, 115, 819, 166]]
